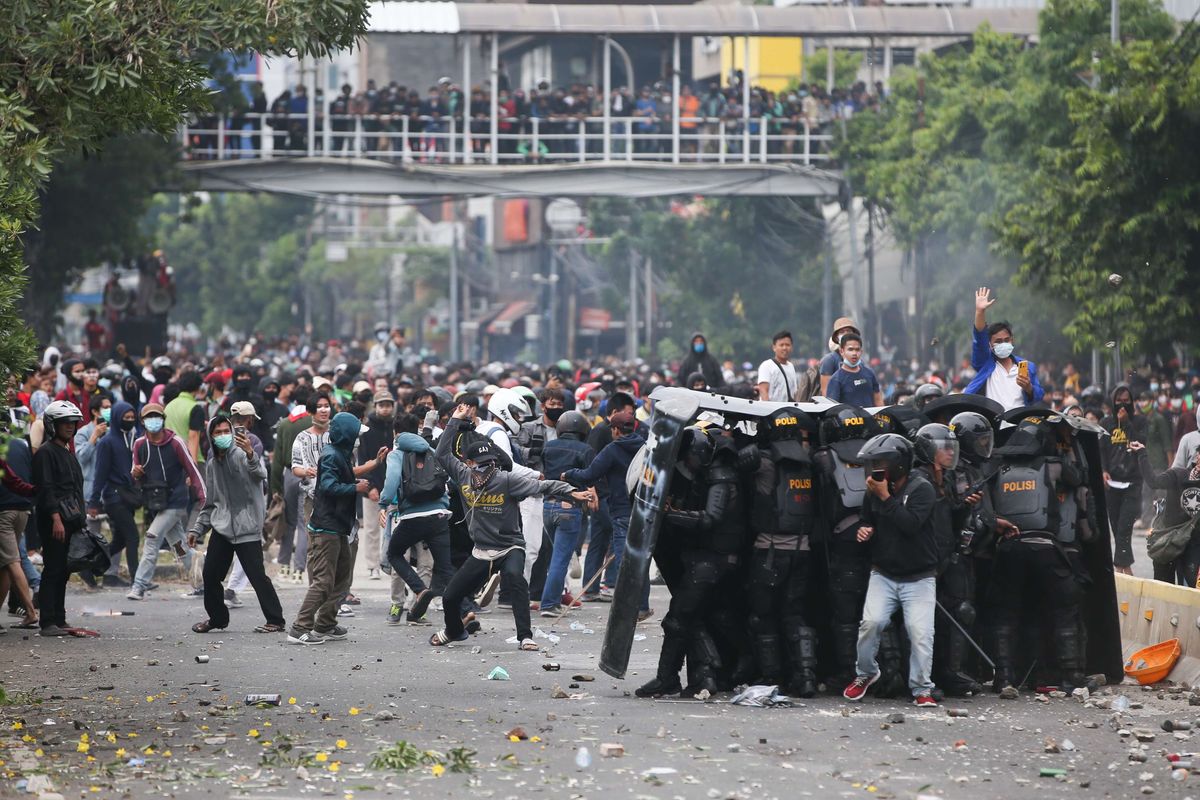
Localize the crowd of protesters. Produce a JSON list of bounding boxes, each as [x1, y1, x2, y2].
[[190, 71, 883, 162]]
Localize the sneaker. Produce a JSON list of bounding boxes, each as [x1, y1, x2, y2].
[[181, 587, 204, 598], [406, 614, 432, 626], [224, 589, 244, 608], [914, 694, 939, 708], [317, 625, 348, 640], [388, 604, 403, 625], [287, 630, 327, 645], [368, 568, 381, 581], [562, 591, 580, 608], [477, 573, 501, 607], [540, 605, 562, 618], [337, 604, 355, 617], [39, 625, 71, 637], [496, 602, 513, 611], [598, 586, 614, 600], [126, 587, 145, 601], [579, 593, 604, 603], [569, 553, 582, 580], [843, 672, 880, 702], [637, 608, 655, 623]]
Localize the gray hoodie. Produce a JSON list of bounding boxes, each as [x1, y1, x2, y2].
[[191, 420, 268, 545], [436, 418, 576, 551]]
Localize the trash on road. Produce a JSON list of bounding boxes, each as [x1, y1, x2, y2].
[[487, 666, 510, 681], [244, 694, 281, 706], [599, 743, 624, 757], [729, 685, 792, 708]]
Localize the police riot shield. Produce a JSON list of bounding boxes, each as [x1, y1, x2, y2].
[[922, 394, 1005, 426], [600, 388, 700, 679], [1058, 413, 1124, 682]]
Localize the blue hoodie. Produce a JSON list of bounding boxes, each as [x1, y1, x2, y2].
[[563, 429, 645, 521], [308, 412, 362, 536], [89, 400, 139, 509], [380, 432, 450, 518]]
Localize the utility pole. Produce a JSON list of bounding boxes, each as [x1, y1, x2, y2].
[[866, 199, 876, 354], [448, 205, 460, 362], [644, 255, 654, 356]]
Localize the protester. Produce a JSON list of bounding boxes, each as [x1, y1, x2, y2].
[[757, 330, 798, 402], [966, 287, 1044, 410], [33, 402, 87, 636], [189, 416, 285, 633]]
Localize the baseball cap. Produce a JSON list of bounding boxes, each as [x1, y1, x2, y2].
[[141, 403, 165, 418], [610, 410, 636, 434], [353, 380, 372, 394], [230, 401, 260, 419], [373, 391, 396, 405]]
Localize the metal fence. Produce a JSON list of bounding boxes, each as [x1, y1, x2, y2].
[[179, 112, 836, 167]]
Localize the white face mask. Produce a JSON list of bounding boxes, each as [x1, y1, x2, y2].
[[992, 342, 1014, 360], [829, 340, 840, 353]]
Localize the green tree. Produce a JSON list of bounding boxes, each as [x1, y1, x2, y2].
[[1, 0, 369, 377], [806, 48, 865, 91], [21, 135, 177, 344], [587, 197, 829, 361]]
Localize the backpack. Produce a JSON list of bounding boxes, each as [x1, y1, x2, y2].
[[795, 362, 821, 402], [400, 451, 448, 505]]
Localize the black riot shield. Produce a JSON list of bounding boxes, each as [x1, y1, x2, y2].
[[600, 388, 700, 679], [922, 393, 1005, 426], [1059, 414, 1124, 683]]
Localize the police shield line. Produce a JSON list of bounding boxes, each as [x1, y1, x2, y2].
[[602, 387, 1123, 705]]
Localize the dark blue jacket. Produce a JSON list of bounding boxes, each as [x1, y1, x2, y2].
[[89, 400, 139, 508], [542, 437, 594, 487], [308, 412, 361, 536], [564, 430, 645, 522], [0, 437, 32, 512]]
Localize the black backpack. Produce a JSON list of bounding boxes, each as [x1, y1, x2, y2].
[[400, 451, 448, 505]]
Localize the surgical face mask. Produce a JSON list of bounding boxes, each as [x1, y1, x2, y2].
[[1176, 380, 1186, 390], [99, 378, 112, 390], [1150, 382, 1160, 392], [119, 419, 136, 432], [829, 339, 840, 353], [144, 417, 164, 433], [992, 342, 1014, 360], [844, 353, 861, 367], [377, 331, 388, 342], [693, 342, 705, 354], [100, 408, 111, 423], [213, 433, 234, 450]]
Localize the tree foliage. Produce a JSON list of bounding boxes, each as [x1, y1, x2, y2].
[[841, 0, 1187, 359], [587, 197, 829, 360], [0, 0, 370, 377]]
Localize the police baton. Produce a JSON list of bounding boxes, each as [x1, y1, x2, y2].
[[935, 599, 996, 670]]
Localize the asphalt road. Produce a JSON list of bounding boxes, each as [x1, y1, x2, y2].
[[0, 533, 1194, 800]]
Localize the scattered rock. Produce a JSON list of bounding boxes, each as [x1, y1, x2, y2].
[[599, 743, 625, 757], [171, 710, 189, 723], [1135, 730, 1157, 742], [373, 711, 396, 722], [1044, 738, 1061, 754], [999, 686, 1019, 700], [947, 708, 969, 718], [887, 712, 906, 724]]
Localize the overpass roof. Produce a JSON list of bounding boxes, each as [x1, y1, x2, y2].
[[368, 1, 1041, 37]]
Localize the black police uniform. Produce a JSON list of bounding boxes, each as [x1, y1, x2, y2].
[[988, 418, 1089, 692], [747, 408, 820, 697]]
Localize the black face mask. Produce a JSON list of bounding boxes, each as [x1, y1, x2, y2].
[[1118, 402, 1136, 418], [235, 379, 251, 391], [68, 372, 84, 387], [545, 407, 565, 423], [263, 390, 279, 404], [119, 419, 137, 432]]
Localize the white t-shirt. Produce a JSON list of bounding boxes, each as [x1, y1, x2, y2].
[[757, 359, 798, 402], [985, 362, 1024, 412]]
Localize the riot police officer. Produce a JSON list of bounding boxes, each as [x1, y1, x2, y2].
[[638, 425, 748, 698], [812, 405, 876, 687], [912, 383, 945, 413], [987, 415, 1089, 693], [747, 407, 819, 697]]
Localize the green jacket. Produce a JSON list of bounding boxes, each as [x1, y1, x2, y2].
[[269, 412, 313, 496]]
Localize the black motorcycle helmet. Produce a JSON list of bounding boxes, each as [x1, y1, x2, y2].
[[856, 433, 914, 483], [555, 410, 592, 441], [820, 404, 875, 463], [913, 423, 960, 469], [948, 411, 994, 465], [912, 383, 945, 412], [677, 425, 715, 479]]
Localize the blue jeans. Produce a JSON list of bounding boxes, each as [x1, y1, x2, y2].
[[583, 503, 611, 595], [855, 571, 936, 696], [604, 513, 630, 588], [540, 504, 582, 610], [132, 508, 192, 591]]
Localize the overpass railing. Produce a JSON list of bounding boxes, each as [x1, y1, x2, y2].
[[179, 112, 836, 166]]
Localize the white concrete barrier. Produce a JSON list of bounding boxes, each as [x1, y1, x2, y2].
[[1115, 573, 1200, 687]]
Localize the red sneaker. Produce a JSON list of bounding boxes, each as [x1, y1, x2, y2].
[[842, 672, 879, 702], [913, 694, 939, 708], [562, 591, 580, 608]]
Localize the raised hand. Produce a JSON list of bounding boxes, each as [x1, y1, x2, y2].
[[975, 287, 996, 312]]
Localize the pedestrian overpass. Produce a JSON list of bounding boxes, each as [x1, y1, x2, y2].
[[176, 1, 1040, 198]]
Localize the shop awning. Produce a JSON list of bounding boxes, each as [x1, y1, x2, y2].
[[487, 300, 538, 335]]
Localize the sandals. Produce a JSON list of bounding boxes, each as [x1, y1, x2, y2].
[[477, 572, 501, 607], [191, 620, 226, 634], [429, 629, 469, 646], [254, 623, 285, 633], [462, 612, 481, 636], [519, 638, 538, 651]]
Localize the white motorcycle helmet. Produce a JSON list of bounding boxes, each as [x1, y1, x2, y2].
[[42, 400, 84, 438], [487, 388, 529, 436]]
